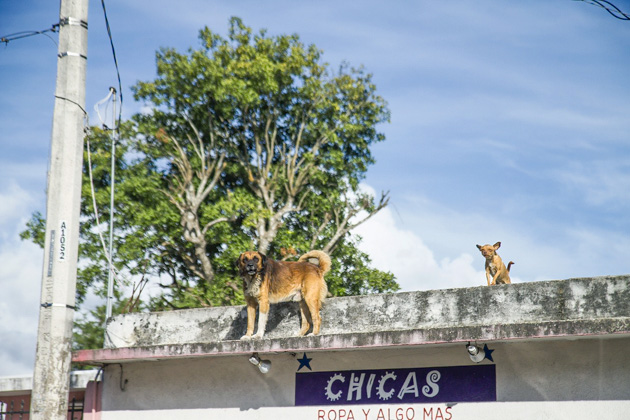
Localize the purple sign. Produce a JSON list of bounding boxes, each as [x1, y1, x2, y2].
[[295, 365, 495, 406]]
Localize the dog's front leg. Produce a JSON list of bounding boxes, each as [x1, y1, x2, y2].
[[485, 268, 493, 286], [492, 270, 502, 286], [252, 299, 269, 339], [241, 299, 258, 340]]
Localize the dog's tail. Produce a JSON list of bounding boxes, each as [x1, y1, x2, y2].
[[507, 261, 515, 272], [298, 250, 332, 275], [299, 250, 331, 303]]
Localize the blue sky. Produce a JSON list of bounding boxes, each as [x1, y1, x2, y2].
[[1, 0, 629, 375]]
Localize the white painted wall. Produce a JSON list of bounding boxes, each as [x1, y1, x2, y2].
[[101, 401, 630, 420], [99, 335, 630, 419]]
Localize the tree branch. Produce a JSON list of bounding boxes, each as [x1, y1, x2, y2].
[[321, 190, 390, 254]]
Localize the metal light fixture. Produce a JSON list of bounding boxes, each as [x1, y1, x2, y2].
[[249, 353, 272, 374], [466, 342, 486, 363]]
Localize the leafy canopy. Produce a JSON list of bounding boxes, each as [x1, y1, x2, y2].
[[21, 17, 399, 349]]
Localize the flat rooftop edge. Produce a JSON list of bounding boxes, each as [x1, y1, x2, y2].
[[73, 275, 630, 365], [74, 318, 630, 365]]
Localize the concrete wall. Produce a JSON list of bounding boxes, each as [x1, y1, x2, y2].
[[103, 275, 630, 350]]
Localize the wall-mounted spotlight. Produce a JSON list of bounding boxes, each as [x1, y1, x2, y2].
[[466, 344, 485, 363], [466, 342, 486, 363], [249, 353, 272, 374]]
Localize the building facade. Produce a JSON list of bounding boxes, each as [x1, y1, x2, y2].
[[0, 370, 99, 419], [73, 275, 630, 419]]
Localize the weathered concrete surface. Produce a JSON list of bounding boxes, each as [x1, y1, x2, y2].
[[74, 275, 630, 364]]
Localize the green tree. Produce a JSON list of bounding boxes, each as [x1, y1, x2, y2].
[[21, 17, 399, 348]]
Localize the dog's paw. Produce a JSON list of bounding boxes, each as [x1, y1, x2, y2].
[[252, 333, 265, 340], [240, 335, 253, 341]]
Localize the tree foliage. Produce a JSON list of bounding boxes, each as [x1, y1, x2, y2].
[[21, 17, 399, 348]]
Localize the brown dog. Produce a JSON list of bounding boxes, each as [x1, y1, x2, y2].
[[476, 242, 514, 286], [237, 250, 331, 340]]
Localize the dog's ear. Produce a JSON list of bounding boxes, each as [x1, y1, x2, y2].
[[493, 242, 501, 250], [476, 244, 482, 250], [259, 252, 267, 268], [236, 253, 243, 268]]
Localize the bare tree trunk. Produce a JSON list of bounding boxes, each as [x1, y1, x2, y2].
[[240, 106, 388, 258], [157, 120, 226, 284], [181, 209, 218, 281]]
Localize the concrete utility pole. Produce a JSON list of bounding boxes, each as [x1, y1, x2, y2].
[[30, 0, 89, 419]]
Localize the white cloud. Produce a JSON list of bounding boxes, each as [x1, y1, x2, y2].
[[0, 183, 43, 376], [353, 183, 630, 292], [0, 182, 37, 229], [0, 239, 42, 376], [354, 185, 486, 292], [554, 160, 630, 209]]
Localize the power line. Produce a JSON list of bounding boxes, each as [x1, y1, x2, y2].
[[98, 1, 123, 319], [0, 24, 60, 45], [575, 0, 630, 20], [3, 3, 125, 123], [100, 0, 123, 127]]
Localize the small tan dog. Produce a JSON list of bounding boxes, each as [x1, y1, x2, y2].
[[237, 250, 331, 340], [476, 242, 514, 286]]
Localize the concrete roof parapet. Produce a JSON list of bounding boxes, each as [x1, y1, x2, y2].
[[74, 275, 630, 365]]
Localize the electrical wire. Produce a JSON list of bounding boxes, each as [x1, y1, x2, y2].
[[94, 88, 115, 129], [86, 88, 123, 284], [53, 89, 124, 298], [0, 24, 59, 46], [55, 95, 88, 117], [85, 133, 122, 285], [98, 1, 126, 319], [100, 0, 123, 126], [575, 0, 630, 20]]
